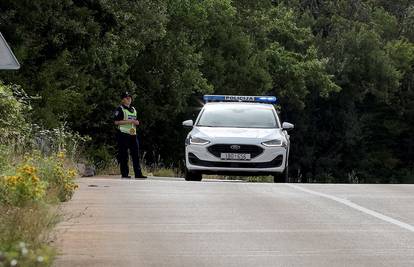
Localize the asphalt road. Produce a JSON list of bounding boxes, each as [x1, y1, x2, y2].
[[54, 177, 414, 267]]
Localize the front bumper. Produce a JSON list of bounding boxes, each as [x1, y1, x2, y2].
[[185, 143, 287, 174]]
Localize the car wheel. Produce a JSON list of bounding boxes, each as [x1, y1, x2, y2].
[[273, 167, 288, 183], [185, 169, 202, 181], [285, 165, 289, 182]]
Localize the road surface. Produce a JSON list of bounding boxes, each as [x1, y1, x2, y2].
[[54, 177, 414, 267]]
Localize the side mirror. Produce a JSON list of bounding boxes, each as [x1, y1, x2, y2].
[[182, 120, 194, 128], [282, 122, 294, 131]]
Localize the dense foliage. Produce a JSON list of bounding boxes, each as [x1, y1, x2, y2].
[[1, 0, 413, 183]]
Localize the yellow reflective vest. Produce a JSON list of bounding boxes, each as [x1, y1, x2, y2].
[[119, 106, 137, 135]]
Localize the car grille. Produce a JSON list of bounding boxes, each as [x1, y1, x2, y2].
[[188, 153, 283, 168], [207, 144, 263, 158]]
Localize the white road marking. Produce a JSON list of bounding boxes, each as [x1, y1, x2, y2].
[[287, 184, 414, 233]]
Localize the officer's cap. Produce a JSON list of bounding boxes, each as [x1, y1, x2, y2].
[[121, 91, 132, 99]]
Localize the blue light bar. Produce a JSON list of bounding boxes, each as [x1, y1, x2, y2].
[[203, 95, 277, 104]]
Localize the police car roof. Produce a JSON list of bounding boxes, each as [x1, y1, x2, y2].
[[204, 102, 274, 108], [203, 95, 277, 104]]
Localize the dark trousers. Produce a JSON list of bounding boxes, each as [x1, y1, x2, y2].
[[116, 131, 142, 177]]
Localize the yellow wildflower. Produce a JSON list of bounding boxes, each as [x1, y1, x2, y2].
[[31, 175, 40, 183], [4, 175, 19, 186], [57, 151, 66, 160], [67, 169, 77, 178], [19, 165, 37, 176]]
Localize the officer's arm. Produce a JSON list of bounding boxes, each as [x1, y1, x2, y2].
[[113, 108, 139, 125], [114, 120, 133, 125]]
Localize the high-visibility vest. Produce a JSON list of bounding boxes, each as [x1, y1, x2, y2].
[[119, 106, 137, 135]]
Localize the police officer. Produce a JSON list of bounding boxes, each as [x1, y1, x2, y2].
[[114, 92, 147, 179]]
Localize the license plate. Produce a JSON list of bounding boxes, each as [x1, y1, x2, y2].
[[220, 153, 251, 160]]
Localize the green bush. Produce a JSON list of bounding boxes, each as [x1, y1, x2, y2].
[[0, 82, 30, 144], [87, 146, 113, 173], [0, 165, 47, 207], [0, 152, 78, 206], [0, 145, 10, 174], [28, 123, 90, 162], [0, 81, 86, 266], [0, 152, 78, 267], [0, 242, 54, 267]]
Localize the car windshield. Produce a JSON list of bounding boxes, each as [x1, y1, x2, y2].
[[197, 104, 278, 128]]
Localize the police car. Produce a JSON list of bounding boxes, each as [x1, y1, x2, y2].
[[183, 95, 294, 182]]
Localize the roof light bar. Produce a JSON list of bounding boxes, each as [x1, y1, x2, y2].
[[203, 95, 277, 104]]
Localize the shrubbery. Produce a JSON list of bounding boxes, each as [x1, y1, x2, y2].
[[0, 165, 47, 206], [0, 242, 54, 267], [0, 151, 79, 266], [0, 152, 78, 206], [0, 82, 85, 266]]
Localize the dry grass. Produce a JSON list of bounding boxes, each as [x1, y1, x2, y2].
[[98, 157, 273, 182], [95, 159, 119, 176], [151, 167, 182, 177], [98, 158, 183, 178], [204, 174, 274, 183], [0, 204, 60, 248], [0, 203, 59, 266]]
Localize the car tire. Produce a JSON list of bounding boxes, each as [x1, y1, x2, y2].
[[273, 167, 288, 183], [285, 165, 289, 182], [185, 169, 202, 181]]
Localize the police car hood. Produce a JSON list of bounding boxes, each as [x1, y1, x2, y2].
[[194, 126, 283, 142]]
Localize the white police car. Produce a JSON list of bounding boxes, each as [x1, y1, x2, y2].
[[183, 95, 294, 182]]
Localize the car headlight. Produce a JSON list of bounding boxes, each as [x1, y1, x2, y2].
[[189, 136, 210, 145], [262, 139, 286, 147]]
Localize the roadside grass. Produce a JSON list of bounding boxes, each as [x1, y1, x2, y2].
[[245, 176, 274, 183], [203, 174, 274, 183], [0, 83, 86, 266], [0, 133, 84, 266], [95, 159, 119, 176], [97, 155, 274, 182], [0, 150, 79, 267], [0, 204, 60, 263], [98, 153, 183, 178], [151, 167, 182, 177]]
